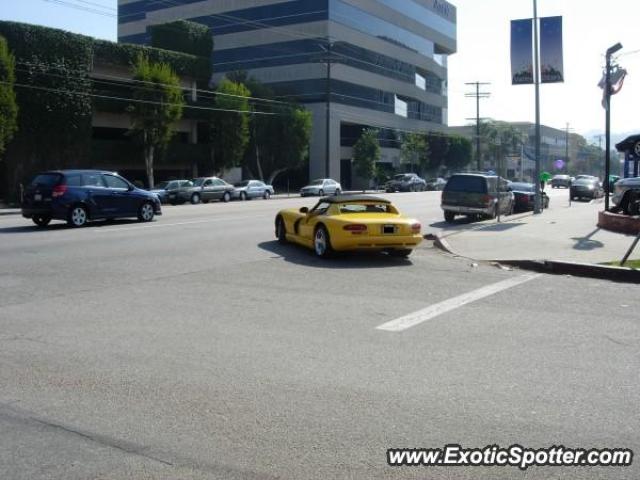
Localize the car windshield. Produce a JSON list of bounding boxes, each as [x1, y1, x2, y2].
[[310, 179, 324, 186], [445, 176, 488, 193], [339, 203, 393, 214], [394, 174, 411, 180], [234, 181, 250, 187], [511, 183, 534, 192], [155, 181, 169, 190], [192, 178, 206, 187], [574, 179, 596, 186]]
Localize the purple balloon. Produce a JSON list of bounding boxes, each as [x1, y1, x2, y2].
[[554, 159, 565, 170]]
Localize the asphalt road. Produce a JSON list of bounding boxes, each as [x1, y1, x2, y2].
[[0, 191, 638, 480]]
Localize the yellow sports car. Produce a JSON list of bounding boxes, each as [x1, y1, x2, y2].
[[274, 195, 423, 258]]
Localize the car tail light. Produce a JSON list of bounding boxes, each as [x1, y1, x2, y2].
[[522, 195, 529, 204], [52, 184, 67, 198], [344, 224, 367, 233], [411, 222, 421, 233], [481, 195, 493, 206]]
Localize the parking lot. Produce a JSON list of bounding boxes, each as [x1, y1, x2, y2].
[[1, 190, 639, 479]]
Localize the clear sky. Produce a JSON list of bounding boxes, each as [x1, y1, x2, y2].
[[1, 0, 638, 141]]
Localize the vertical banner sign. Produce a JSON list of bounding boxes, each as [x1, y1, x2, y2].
[[540, 16, 564, 83], [511, 19, 534, 85]]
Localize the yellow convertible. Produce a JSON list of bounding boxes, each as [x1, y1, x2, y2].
[[274, 195, 423, 258]]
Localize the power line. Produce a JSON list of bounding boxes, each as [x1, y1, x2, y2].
[[1, 80, 279, 116], [15, 60, 292, 107], [42, 0, 116, 17]]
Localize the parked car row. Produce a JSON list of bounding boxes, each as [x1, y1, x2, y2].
[[151, 177, 275, 205]]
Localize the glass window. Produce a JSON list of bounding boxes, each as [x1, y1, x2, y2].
[[30, 173, 62, 187], [394, 96, 408, 118], [375, 0, 456, 39], [213, 179, 227, 186], [65, 174, 82, 187], [156, 181, 169, 190], [82, 173, 106, 188], [180, 181, 194, 188], [339, 203, 391, 213], [193, 178, 205, 187], [415, 72, 426, 91], [103, 175, 130, 190], [311, 201, 331, 214], [511, 183, 534, 192], [203, 179, 214, 187], [330, 0, 435, 57], [310, 179, 324, 186], [445, 176, 488, 194]]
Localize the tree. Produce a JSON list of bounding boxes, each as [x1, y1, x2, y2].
[[400, 132, 430, 174], [425, 133, 449, 173], [353, 128, 380, 190], [209, 78, 251, 175], [446, 135, 472, 171], [0, 35, 17, 158], [129, 55, 184, 188]]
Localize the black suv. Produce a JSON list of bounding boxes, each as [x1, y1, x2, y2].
[[441, 173, 514, 222], [22, 170, 162, 227]]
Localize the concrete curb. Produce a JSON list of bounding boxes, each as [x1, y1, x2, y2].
[[425, 233, 640, 284], [0, 209, 20, 216]]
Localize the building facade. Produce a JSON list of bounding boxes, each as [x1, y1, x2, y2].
[[118, 0, 457, 186]]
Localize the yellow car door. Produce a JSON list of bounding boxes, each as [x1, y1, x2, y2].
[[298, 201, 330, 243]]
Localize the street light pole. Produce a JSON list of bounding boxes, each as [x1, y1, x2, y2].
[[604, 42, 623, 211], [533, 0, 542, 214]]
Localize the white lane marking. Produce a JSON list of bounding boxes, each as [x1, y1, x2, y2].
[[376, 273, 542, 332], [96, 215, 259, 233]]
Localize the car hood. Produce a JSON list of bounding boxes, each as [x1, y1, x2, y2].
[[617, 177, 640, 186]]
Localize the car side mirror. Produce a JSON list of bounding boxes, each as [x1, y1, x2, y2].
[[128, 184, 134, 191], [299, 207, 309, 214]]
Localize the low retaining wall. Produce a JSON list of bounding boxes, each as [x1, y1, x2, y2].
[[598, 211, 640, 235]]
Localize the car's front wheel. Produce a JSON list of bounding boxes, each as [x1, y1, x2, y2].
[[314, 225, 333, 258], [240, 191, 247, 201], [190, 193, 201, 205], [275, 216, 287, 244], [263, 191, 271, 200], [319, 189, 325, 197], [138, 201, 155, 222], [32, 215, 51, 227], [222, 191, 231, 203], [68, 205, 88, 227]]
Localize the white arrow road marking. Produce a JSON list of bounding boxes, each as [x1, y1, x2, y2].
[[376, 273, 542, 332]]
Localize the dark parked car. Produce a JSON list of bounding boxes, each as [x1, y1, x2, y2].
[[570, 177, 604, 201], [511, 182, 549, 212], [173, 177, 235, 204], [150, 179, 193, 204], [441, 173, 514, 222], [425, 177, 447, 191], [232, 180, 274, 200], [22, 170, 162, 227], [385, 173, 427, 192], [612, 176, 640, 214], [551, 175, 571, 188]]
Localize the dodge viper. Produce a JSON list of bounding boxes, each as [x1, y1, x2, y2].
[[274, 195, 423, 258]]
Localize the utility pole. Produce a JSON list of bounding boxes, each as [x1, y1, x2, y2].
[[318, 40, 337, 178], [604, 42, 623, 211], [564, 123, 574, 171], [465, 82, 491, 170]]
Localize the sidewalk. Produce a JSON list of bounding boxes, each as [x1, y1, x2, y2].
[[437, 197, 639, 265]]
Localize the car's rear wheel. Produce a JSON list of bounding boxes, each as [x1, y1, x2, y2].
[[275, 216, 287, 244], [390, 249, 412, 258], [263, 191, 271, 200], [444, 211, 455, 223], [32, 215, 51, 227], [314, 225, 333, 258], [190, 193, 201, 205], [68, 205, 88, 227], [138, 201, 155, 222], [319, 189, 325, 197], [240, 191, 247, 201], [222, 191, 231, 203], [335, 189, 341, 196]]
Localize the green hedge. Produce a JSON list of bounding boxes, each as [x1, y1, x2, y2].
[[149, 20, 213, 59], [93, 40, 210, 81]]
